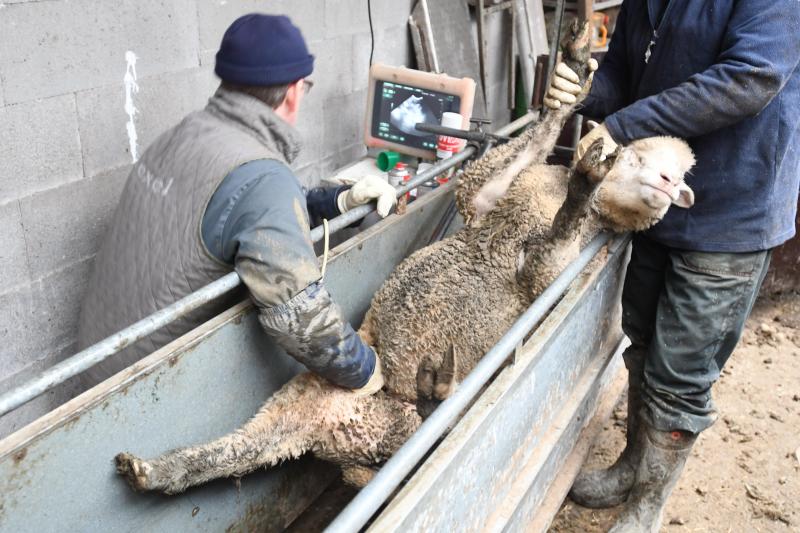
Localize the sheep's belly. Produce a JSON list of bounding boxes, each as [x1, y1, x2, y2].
[[377, 271, 526, 402]]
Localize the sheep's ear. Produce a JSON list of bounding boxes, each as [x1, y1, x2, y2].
[[672, 182, 695, 208]]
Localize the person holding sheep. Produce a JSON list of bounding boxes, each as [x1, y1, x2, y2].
[[545, 1, 800, 531], [77, 14, 395, 395]]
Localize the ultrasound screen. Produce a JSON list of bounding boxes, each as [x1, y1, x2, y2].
[[370, 80, 461, 151]]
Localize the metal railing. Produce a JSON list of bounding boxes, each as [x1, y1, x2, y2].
[[0, 112, 539, 418], [325, 231, 619, 533]]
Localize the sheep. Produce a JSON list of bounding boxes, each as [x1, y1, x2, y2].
[[114, 20, 696, 495]]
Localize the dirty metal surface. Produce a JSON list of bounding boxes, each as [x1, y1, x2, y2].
[[0, 187, 455, 533], [500, 340, 627, 532], [370, 237, 629, 532], [524, 342, 628, 532]]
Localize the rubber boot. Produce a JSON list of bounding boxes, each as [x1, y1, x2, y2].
[[569, 376, 644, 508], [608, 420, 697, 533]]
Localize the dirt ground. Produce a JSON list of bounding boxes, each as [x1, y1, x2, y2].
[[550, 291, 800, 533]]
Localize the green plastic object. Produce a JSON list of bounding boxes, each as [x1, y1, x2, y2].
[[376, 151, 401, 171]]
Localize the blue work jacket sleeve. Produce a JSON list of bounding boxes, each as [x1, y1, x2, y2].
[[257, 281, 376, 389], [306, 185, 349, 228], [201, 159, 376, 388], [603, 1, 800, 144]]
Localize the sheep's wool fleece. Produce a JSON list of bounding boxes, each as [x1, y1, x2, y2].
[[77, 89, 301, 384]]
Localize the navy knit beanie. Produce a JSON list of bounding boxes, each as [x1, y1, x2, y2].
[[215, 14, 314, 86]]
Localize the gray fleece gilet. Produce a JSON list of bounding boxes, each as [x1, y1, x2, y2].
[[77, 89, 302, 385]]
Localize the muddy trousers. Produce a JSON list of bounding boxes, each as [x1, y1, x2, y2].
[[621, 234, 771, 434]]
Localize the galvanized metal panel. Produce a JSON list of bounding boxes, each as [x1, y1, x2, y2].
[[370, 237, 630, 532], [500, 342, 626, 532], [0, 187, 456, 533], [523, 352, 628, 533]]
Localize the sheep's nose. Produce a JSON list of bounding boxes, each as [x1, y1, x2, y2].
[[660, 173, 672, 183]]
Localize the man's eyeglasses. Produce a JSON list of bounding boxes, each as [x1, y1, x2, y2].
[[303, 79, 314, 95]]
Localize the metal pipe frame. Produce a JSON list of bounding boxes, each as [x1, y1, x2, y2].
[[0, 113, 539, 418], [325, 231, 615, 533], [541, 0, 566, 119]]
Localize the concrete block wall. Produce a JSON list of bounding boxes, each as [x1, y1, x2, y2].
[[0, 0, 513, 436]]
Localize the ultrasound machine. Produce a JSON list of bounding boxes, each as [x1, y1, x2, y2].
[[364, 64, 475, 159], [325, 65, 476, 185]]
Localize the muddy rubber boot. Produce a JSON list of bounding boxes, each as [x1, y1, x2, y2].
[[568, 376, 644, 508], [608, 421, 697, 533]]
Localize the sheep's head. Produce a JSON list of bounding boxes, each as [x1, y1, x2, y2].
[[592, 136, 696, 232]]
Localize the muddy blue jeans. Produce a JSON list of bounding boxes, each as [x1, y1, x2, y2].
[[622, 234, 771, 434]]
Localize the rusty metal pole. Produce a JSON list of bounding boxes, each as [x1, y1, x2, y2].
[[542, 0, 566, 119]]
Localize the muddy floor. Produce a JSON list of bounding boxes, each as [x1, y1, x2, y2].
[[550, 291, 800, 532]]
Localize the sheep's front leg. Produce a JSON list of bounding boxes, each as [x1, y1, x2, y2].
[[433, 344, 458, 400], [517, 139, 617, 296], [415, 344, 458, 402], [549, 138, 618, 242], [457, 20, 594, 225], [576, 138, 620, 184]]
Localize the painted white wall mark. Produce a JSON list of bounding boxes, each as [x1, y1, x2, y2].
[[124, 51, 140, 163]]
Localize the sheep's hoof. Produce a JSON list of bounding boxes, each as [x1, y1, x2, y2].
[[115, 452, 152, 492], [578, 139, 615, 183], [434, 381, 456, 400]]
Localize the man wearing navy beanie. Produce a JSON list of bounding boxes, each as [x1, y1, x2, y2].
[[78, 14, 392, 395]]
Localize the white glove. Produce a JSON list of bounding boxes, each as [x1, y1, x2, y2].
[[337, 175, 397, 218], [574, 122, 618, 163], [350, 355, 384, 396], [543, 58, 599, 110]]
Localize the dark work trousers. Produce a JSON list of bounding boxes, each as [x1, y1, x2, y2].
[[621, 234, 772, 434]]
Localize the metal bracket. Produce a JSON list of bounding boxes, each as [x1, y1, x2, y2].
[[475, 0, 516, 110]]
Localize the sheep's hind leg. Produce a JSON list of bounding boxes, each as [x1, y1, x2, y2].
[[357, 309, 378, 347], [311, 390, 421, 468], [116, 373, 334, 494], [115, 373, 421, 495]]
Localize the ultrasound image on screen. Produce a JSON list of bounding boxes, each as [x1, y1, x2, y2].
[[390, 95, 438, 137], [371, 81, 461, 151]]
